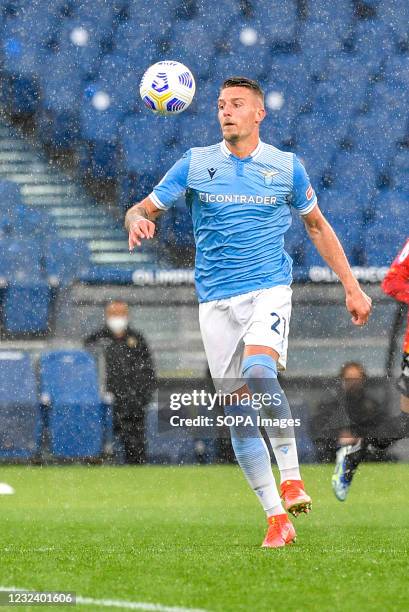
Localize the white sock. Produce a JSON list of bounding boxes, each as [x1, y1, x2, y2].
[[280, 467, 302, 483], [227, 411, 285, 517], [266, 503, 286, 517], [269, 438, 301, 483]]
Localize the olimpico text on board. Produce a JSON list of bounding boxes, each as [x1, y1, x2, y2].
[[131, 267, 389, 285]]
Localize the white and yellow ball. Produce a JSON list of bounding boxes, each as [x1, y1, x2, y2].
[[139, 60, 196, 115]]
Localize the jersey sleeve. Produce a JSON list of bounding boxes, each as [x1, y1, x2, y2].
[[381, 239, 409, 304], [290, 155, 317, 215], [149, 150, 191, 211]]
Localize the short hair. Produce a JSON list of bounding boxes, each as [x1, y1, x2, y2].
[[221, 76, 264, 103], [339, 361, 366, 379]]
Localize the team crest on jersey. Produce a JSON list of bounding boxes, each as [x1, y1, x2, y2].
[[261, 169, 279, 186], [306, 184, 314, 200]]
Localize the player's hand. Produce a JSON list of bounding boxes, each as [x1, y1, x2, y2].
[[128, 219, 156, 250], [346, 287, 372, 326]]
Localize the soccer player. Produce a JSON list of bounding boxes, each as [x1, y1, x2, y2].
[[332, 237, 409, 501], [125, 77, 372, 547]]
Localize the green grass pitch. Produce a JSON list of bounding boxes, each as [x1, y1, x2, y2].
[[0, 464, 408, 612]]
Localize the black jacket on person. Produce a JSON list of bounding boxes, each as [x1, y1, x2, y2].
[[310, 384, 387, 442], [84, 326, 156, 406]]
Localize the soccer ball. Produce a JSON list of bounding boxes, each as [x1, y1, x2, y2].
[[139, 61, 196, 115]]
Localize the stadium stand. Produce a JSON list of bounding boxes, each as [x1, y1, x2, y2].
[[0, 351, 40, 458], [0, 1, 407, 464], [0, 0, 406, 273], [40, 350, 106, 458]]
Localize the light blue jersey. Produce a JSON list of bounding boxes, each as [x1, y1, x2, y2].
[[150, 140, 317, 303]]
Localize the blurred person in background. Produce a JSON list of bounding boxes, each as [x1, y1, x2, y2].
[[332, 239, 409, 501], [311, 362, 388, 464], [85, 301, 156, 464]]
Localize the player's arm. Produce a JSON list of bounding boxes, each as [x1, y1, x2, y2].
[[125, 197, 161, 250], [302, 205, 372, 325], [381, 240, 409, 304]]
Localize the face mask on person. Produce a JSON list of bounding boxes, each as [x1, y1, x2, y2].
[[106, 316, 128, 334]]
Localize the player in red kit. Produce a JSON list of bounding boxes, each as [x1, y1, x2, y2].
[[382, 238, 409, 405], [332, 238, 409, 501]]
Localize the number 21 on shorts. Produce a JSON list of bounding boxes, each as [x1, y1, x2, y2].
[[270, 312, 287, 337]]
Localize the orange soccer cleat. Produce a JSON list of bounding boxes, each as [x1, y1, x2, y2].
[[280, 479, 312, 517], [261, 513, 296, 548]]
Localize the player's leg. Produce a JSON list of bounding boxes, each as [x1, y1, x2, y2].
[[397, 352, 409, 427], [199, 299, 294, 547], [241, 286, 311, 517], [331, 439, 367, 501], [224, 388, 295, 547], [332, 354, 409, 501]]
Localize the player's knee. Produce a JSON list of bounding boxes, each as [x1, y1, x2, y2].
[[242, 354, 277, 379]]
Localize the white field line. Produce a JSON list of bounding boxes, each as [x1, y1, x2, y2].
[[0, 587, 210, 612]]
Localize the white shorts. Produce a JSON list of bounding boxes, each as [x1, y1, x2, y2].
[[199, 286, 292, 393]]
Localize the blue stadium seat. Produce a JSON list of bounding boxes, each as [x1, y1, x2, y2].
[[391, 149, 409, 191], [322, 54, 372, 111], [125, 0, 178, 42], [213, 44, 269, 81], [378, 0, 409, 48], [45, 237, 91, 287], [37, 48, 83, 146], [349, 99, 407, 172], [58, 17, 108, 79], [246, 1, 298, 47], [0, 180, 23, 209], [259, 106, 295, 148], [74, 0, 114, 26], [0, 238, 43, 283], [364, 190, 408, 265], [0, 237, 51, 334], [364, 225, 407, 267], [263, 53, 312, 112], [299, 20, 344, 78], [81, 139, 119, 178], [307, 0, 354, 26], [0, 6, 50, 113], [3, 281, 51, 334], [13, 205, 57, 238], [353, 20, 394, 74], [365, 80, 409, 117], [91, 52, 142, 113], [304, 188, 365, 266], [166, 19, 217, 80], [176, 113, 220, 150], [197, 0, 243, 40], [0, 351, 40, 458], [39, 49, 83, 114], [371, 189, 408, 223], [119, 112, 176, 175], [80, 84, 123, 142], [1, 2, 57, 79], [0, 211, 14, 237], [329, 151, 377, 209], [193, 80, 221, 116], [294, 114, 341, 185], [384, 54, 409, 91], [113, 20, 158, 64], [40, 350, 104, 458], [2, 19, 41, 78]]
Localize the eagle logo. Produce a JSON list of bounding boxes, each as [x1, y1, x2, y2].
[[261, 169, 279, 186]]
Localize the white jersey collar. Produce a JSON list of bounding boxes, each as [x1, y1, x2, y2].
[[220, 139, 264, 160]]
